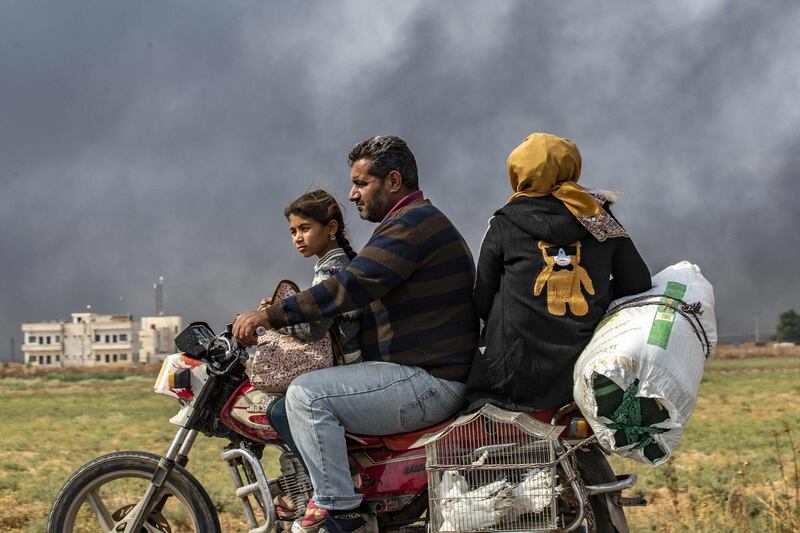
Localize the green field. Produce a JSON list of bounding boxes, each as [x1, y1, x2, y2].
[[1, 358, 798, 532]]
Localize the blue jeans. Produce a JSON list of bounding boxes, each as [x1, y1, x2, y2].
[[284, 361, 466, 510]]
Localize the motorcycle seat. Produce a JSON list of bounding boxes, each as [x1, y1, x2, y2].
[[342, 406, 576, 451], [345, 419, 453, 452]]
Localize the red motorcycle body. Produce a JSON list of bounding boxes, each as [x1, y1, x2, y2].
[[218, 380, 577, 503]]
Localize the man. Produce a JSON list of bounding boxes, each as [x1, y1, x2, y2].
[[234, 135, 479, 533]]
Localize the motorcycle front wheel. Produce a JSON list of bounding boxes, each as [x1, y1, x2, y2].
[[47, 450, 220, 533]]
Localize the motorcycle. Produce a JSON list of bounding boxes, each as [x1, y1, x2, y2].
[[48, 322, 644, 533]]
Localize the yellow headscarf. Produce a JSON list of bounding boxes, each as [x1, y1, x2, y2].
[[506, 133, 627, 241]]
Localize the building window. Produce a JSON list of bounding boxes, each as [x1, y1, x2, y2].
[[55, 335, 60, 342], [105, 354, 110, 363], [120, 334, 127, 342], [46, 355, 51, 364], [113, 334, 118, 343], [120, 354, 127, 361], [39, 355, 44, 364], [28, 336, 35, 343], [113, 354, 118, 362], [95, 354, 100, 362], [39, 336, 44, 344], [56, 355, 60, 362], [94, 334, 100, 342], [29, 356, 36, 364], [105, 335, 110, 343], [46, 336, 51, 344]]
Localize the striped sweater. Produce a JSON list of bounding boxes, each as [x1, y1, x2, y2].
[[267, 199, 479, 382]]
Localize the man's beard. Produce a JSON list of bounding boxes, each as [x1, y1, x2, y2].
[[358, 195, 394, 222]]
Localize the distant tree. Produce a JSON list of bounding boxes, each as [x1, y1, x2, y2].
[[773, 309, 800, 343]]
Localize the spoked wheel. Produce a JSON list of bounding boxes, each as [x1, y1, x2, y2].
[[47, 451, 220, 533]]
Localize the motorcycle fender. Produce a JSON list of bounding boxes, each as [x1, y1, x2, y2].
[[575, 445, 630, 533], [169, 404, 193, 427], [601, 494, 629, 533]]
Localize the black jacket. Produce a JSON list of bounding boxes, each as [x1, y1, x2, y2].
[[465, 195, 651, 412]]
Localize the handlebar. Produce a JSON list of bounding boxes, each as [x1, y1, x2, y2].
[[196, 324, 249, 377]]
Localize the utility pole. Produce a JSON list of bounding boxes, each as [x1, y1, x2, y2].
[[9, 337, 14, 363], [754, 312, 761, 343], [155, 276, 164, 316]]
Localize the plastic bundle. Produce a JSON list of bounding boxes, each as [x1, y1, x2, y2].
[[573, 261, 717, 466]]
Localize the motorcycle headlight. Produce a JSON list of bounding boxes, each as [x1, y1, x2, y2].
[[168, 368, 192, 389]]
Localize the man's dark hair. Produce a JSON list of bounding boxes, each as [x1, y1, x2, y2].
[[348, 135, 419, 191]]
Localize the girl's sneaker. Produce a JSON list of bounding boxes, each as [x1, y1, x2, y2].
[[273, 494, 298, 520], [297, 500, 328, 532]]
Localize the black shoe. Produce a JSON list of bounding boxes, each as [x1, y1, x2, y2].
[[321, 511, 368, 533]]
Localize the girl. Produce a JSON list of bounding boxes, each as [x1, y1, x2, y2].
[[261, 189, 361, 521], [260, 189, 361, 363]]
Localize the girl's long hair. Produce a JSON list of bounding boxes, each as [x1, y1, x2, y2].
[[284, 189, 357, 260]]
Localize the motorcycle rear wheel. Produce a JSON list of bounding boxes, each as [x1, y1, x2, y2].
[[47, 450, 220, 533]]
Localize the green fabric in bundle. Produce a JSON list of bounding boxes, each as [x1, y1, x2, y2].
[[593, 375, 669, 462]]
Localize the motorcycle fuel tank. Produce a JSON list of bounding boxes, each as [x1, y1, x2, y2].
[[218, 381, 282, 443]]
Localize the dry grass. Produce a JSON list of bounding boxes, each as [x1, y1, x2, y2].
[[714, 343, 800, 359], [619, 458, 799, 532], [0, 361, 163, 379], [0, 494, 50, 532], [1, 357, 798, 531], [614, 357, 800, 532]]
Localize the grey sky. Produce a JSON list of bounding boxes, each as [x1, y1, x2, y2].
[[2, 1, 799, 360]]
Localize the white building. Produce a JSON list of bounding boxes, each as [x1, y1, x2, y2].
[[21, 312, 182, 367], [21, 321, 66, 366], [138, 315, 183, 364]]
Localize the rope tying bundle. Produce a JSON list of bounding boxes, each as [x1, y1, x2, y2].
[[605, 294, 713, 358], [605, 379, 667, 450]]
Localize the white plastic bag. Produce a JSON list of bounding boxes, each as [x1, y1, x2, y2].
[[573, 261, 716, 466]]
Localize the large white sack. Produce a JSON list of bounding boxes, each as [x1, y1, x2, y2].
[[573, 261, 716, 466]]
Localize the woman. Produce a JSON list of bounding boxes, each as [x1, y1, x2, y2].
[[262, 189, 361, 520], [465, 133, 651, 413]]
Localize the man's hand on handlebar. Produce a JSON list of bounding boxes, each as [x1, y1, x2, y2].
[[233, 310, 271, 347]]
